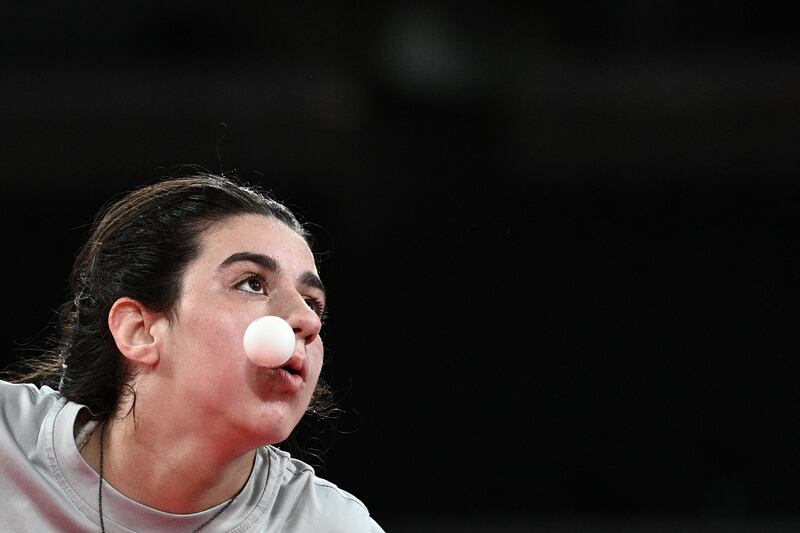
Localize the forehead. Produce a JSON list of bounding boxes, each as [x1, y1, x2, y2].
[[196, 213, 316, 272]]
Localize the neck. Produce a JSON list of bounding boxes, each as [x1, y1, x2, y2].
[[82, 416, 255, 514]]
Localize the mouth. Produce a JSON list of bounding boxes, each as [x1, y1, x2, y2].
[[279, 354, 306, 381]]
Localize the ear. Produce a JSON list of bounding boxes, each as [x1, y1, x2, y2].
[[108, 297, 167, 367]]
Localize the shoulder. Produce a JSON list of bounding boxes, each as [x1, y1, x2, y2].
[[0, 379, 61, 413], [263, 446, 385, 533], [268, 446, 369, 509], [0, 380, 62, 439]]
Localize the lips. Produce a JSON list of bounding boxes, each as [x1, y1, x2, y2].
[[278, 353, 306, 381]]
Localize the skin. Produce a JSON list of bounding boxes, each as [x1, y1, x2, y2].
[[79, 214, 326, 513]]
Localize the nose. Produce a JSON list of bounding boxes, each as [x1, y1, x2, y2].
[[275, 290, 322, 346]]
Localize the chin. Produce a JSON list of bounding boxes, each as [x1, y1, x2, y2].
[[259, 427, 294, 446], [251, 406, 304, 445]]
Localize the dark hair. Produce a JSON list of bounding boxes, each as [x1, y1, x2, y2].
[[13, 172, 333, 420]]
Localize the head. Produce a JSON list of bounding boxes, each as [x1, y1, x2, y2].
[[50, 172, 332, 430]]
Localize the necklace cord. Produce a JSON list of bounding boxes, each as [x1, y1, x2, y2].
[[98, 420, 106, 533]]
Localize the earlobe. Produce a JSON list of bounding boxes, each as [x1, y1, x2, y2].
[[108, 297, 162, 367]]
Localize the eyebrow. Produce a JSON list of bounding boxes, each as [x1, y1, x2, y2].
[[220, 251, 326, 295]]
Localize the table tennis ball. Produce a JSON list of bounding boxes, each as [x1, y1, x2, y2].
[[243, 315, 295, 368]]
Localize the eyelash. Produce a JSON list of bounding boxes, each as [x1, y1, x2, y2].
[[305, 296, 327, 322], [236, 273, 327, 320]]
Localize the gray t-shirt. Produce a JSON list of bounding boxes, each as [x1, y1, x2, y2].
[[0, 380, 385, 532]]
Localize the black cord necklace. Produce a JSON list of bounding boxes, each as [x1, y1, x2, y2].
[[97, 420, 238, 533]]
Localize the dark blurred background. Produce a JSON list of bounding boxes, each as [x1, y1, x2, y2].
[[2, 3, 799, 531]]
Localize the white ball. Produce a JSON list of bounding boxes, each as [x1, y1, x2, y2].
[[243, 316, 295, 368]]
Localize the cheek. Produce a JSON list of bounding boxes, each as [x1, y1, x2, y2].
[[176, 312, 246, 372], [306, 337, 324, 384]]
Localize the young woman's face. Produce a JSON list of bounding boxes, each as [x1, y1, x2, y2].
[[161, 213, 326, 445]]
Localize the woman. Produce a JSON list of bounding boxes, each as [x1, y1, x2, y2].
[[0, 173, 384, 532]]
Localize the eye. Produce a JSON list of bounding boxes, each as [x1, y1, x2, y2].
[[236, 274, 267, 295], [305, 296, 327, 320]]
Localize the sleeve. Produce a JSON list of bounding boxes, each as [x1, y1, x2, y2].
[[369, 516, 387, 533]]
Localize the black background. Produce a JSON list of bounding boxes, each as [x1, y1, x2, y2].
[[2, 3, 799, 531]]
